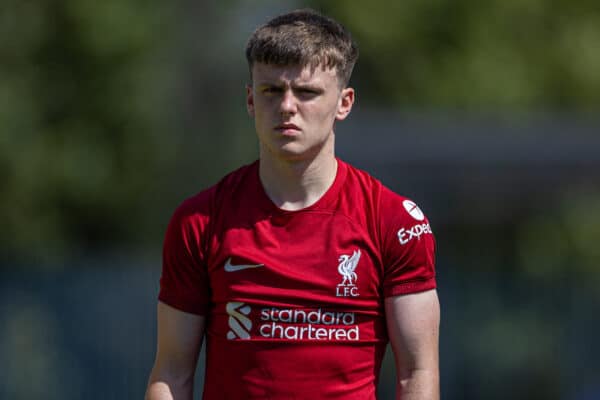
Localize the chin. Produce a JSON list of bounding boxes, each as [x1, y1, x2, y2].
[[276, 145, 324, 163], [276, 149, 308, 161]]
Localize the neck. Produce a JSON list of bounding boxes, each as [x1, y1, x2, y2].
[[259, 146, 338, 211]]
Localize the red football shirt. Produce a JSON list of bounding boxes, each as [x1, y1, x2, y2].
[[159, 159, 436, 399]]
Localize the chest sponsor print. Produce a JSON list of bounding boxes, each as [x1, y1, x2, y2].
[[225, 302, 360, 341]]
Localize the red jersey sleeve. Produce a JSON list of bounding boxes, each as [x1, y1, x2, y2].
[[379, 188, 436, 297], [158, 192, 212, 315]]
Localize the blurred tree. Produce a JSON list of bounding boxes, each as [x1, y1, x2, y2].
[[0, 1, 176, 263], [309, 0, 600, 111]]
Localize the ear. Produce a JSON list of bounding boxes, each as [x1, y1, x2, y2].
[[335, 87, 355, 121], [246, 84, 255, 117]]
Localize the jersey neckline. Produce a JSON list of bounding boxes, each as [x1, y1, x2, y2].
[[253, 158, 348, 215]]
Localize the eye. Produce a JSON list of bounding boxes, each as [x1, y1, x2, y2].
[[262, 87, 283, 94], [296, 88, 321, 98]]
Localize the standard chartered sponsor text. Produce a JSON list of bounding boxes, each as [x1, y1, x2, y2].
[[259, 307, 359, 341]]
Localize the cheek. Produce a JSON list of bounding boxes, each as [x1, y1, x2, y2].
[[251, 101, 266, 122], [254, 98, 274, 117], [307, 97, 337, 117], [316, 101, 339, 124], [253, 101, 275, 133]]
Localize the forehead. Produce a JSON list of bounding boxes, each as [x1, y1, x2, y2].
[[251, 62, 339, 86]]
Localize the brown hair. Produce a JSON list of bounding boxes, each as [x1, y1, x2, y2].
[[245, 9, 359, 87]]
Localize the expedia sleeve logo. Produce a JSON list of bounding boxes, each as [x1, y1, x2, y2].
[[398, 200, 432, 245], [397, 223, 433, 245]]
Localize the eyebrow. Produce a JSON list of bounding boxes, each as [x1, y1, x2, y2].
[[256, 81, 324, 91], [255, 81, 283, 88]]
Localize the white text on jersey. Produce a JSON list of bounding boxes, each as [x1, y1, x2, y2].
[[397, 223, 433, 245]]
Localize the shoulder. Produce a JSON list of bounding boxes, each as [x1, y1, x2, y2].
[[163, 161, 259, 257], [171, 161, 259, 224], [341, 160, 383, 192], [212, 160, 259, 200], [341, 160, 430, 221], [338, 160, 385, 212], [340, 160, 433, 243], [377, 181, 433, 246]]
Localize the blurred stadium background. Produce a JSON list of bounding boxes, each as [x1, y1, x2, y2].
[[1, 1, 599, 399]]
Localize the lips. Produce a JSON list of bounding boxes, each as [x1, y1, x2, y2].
[[275, 123, 300, 132]]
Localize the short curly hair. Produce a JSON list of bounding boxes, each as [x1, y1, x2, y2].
[[245, 9, 359, 87]]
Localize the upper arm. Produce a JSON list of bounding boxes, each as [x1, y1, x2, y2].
[[385, 289, 440, 375], [146, 301, 206, 398], [153, 301, 206, 375], [147, 195, 211, 399]]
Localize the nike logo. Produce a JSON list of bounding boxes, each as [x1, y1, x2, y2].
[[224, 257, 264, 272]]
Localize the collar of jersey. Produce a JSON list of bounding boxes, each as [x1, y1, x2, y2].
[[253, 158, 348, 215]]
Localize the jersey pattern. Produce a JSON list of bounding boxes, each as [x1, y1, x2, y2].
[[159, 159, 436, 400]]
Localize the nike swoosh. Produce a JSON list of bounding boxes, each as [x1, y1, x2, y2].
[[224, 257, 264, 272]]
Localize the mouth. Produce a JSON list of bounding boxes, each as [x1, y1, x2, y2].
[[275, 123, 300, 133]]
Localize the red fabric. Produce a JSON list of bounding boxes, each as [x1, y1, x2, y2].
[[159, 159, 436, 399]]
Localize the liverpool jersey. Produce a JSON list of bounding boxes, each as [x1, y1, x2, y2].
[[159, 159, 436, 399]]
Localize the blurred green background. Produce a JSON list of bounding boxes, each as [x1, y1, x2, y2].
[[1, 1, 599, 399]]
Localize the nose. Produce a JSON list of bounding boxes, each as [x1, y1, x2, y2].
[[279, 89, 297, 115]]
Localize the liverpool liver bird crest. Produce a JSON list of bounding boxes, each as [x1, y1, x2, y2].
[[337, 249, 361, 286]]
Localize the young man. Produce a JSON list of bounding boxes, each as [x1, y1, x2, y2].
[[146, 9, 439, 400]]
